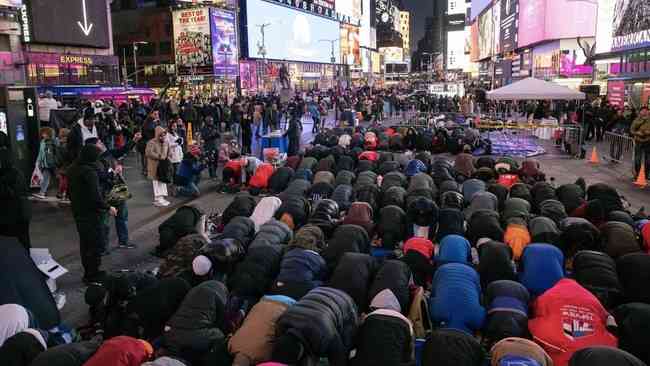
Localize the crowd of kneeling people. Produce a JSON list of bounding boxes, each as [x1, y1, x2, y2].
[[4, 125, 650, 366]]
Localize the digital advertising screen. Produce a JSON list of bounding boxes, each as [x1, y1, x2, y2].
[[470, 0, 492, 21], [448, 0, 466, 15], [597, 0, 650, 52], [210, 8, 238, 78], [23, 0, 110, 48], [246, 0, 340, 64], [478, 10, 494, 60], [360, 0, 376, 49], [173, 7, 213, 75], [518, 0, 597, 48], [447, 30, 468, 70], [0, 0, 22, 7], [492, 0, 501, 56], [517, 0, 545, 48], [500, 0, 518, 53], [337, 0, 362, 21], [341, 24, 361, 66]]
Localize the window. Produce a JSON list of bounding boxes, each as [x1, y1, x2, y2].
[[0, 34, 10, 52]]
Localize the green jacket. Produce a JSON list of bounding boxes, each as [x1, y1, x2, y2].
[[631, 116, 650, 144]]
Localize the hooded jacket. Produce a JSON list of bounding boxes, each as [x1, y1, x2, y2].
[[430, 263, 486, 334], [281, 179, 312, 200], [275, 196, 310, 230], [335, 170, 356, 187], [421, 328, 485, 366], [539, 199, 568, 226], [329, 253, 378, 313], [465, 191, 499, 220], [467, 209, 504, 244], [229, 296, 296, 366], [600, 221, 641, 259], [83, 336, 152, 366], [613, 303, 650, 365], [331, 184, 354, 213], [250, 197, 283, 232], [556, 183, 585, 215], [249, 163, 275, 190], [274, 287, 359, 366], [437, 208, 465, 241], [272, 248, 327, 299], [289, 225, 325, 252], [323, 224, 370, 272], [504, 219, 532, 261], [490, 337, 552, 366], [378, 205, 406, 249], [454, 153, 476, 178], [484, 280, 530, 343], [222, 193, 257, 227], [369, 260, 413, 314], [343, 202, 374, 237], [381, 171, 407, 192], [268, 167, 294, 193], [559, 217, 601, 258], [569, 347, 645, 366], [67, 144, 109, 216], [519, 244, 564, 297], [510, 183, 532, 204], [529, 216, 560, 244], [0, 330, 46, 366], [336, 156, 355, 173], [573, 250, 622, 310], [478, 241, 517, 289], [431, 159, 456, 186], [487, 183, 509, 211], [352, 290, 414, 366], [405, 159, 427, 177], [157, 205, 204, 254], [503, 198, 532, 224], [381, 185, 406, 209], [529, 279, 617, 366], [355, 171, 377, 189], [407, 172, 435, 194], [29, 340, 100, 366], [437, 235, 472, 265], [145, 126, 170, 181], [531, 182, 557, 212], [617, 253, 650, 304], [164, 281, 228, 355], [308, 199, 340, 238], [314, 171, 336, 186], [462, 179, 486, 204], [587, 183, 623, 213]]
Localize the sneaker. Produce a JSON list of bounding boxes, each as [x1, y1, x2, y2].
[[160, 198, 171, 206], [32, 193, 47, 200], [118, 242, 137, 249], [153, 199, 170, 207], [82, 270, 107, 285]]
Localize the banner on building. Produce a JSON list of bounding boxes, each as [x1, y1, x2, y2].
[[210, 8, 238, 78], [341, 24, 361, 66], [500, 0, 518, 53], [173, 7, 213, 75]]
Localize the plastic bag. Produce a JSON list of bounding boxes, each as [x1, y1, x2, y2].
[[30, 165, 43, 188]]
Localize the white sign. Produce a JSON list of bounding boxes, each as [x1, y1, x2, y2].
[[447, 30, 469, 70], [20, 4, 30, 42], [448, 0, 465, 15]]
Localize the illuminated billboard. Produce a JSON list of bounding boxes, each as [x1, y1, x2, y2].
[[517, 0, 597, 48], [596, 0, 650, 53]]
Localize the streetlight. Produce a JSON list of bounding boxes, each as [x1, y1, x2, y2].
[[133, 41, 148, 86], [319, 39, 339, 89]]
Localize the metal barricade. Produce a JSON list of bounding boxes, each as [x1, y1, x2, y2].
[[603, 131, 635, 164], [561, 125, 583, 158]]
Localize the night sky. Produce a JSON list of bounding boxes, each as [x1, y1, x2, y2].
[[402, 0, 435, 53]]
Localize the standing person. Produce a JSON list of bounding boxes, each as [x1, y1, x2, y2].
[[146, 127, 171, 207], [631, 106, 650, 178], [230, 102, 243, 146], [68, 144, 117, 283], [55, 128, 72, 201], [241, 107, 253, 155], [68, 108, 99, 161], [139, 110, 160, 175], [167, 121, 184, 193], [284, 110, 303, 156], [0, 131, 32, 249], [38, 91, 59, 128], [265, 103, 280, 131], [200, 116, 220, 178], [309, 100, 321, 134], [33, 127, 57, 200]]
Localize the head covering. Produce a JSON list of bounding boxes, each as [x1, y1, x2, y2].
[[250, 196, 283, 232], [289, 225, 325, 252], [405, 159, 427, 177], [370, 289, 401, 312], [455, 153, 476, 177], [0, 304, 30, 347], [192, 255, 212, 276], [490, 337, 552, 366], [141, 357, 187, 366]]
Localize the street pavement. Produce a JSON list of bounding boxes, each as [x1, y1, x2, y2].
[[26, 114, 648, 327]]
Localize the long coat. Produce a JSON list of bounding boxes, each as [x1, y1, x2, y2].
[[145, 126, 170, 180]]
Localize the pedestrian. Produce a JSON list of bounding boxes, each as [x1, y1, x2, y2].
[[38, 90, 59, 128], [241, 108, 253, 155], [146, 126, 171, 207], [284, 111, 302, 156], [167, 121, 184, 191], [68, 144, 117, 283], [55, 128, 72, 202], [176, 147, 205, 197], [0, 131, 32, 249], [631, 106, 650, 178], [201, 116, 220, 178], [139, 110, 160, 175], [32, 127, 57, 200], [230, 103, 243, 147]]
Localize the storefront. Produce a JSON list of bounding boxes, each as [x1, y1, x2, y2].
[[25, 52, 120, 86], [239, 60, 341, 94]]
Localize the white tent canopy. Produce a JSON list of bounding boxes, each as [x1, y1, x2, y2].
[[486, 77, 586, 101]]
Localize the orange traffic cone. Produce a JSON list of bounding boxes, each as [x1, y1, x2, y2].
[[187, 122, 194, 146], [589, 146, 600, 164], [635, 157, 648, 188]]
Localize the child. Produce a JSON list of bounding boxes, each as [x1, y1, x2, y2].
[[33, 127, 57, 200], [55, 128, 71, 201]]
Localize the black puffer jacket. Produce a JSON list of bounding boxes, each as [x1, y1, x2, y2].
[[600, 221, 641, 259], [275, 196, 311, 229], [559, 217, 601, 257], [352, 309, 413, 366], [280, 179, 312, 200], [323, 224, 371, 271], [613, 303, 650, 365], [329, 253, 378, 313], [274, 287, 359, 366], [502, 198, 531, 224], [477, 241, 516, 289], [355, 171, 378, 189], [378, 205, 407, 250], [222, 193, 256, 226], [440, 191, 464, 210], [378, 160, 401, 176], [421, 328, 485, 366], [356, 159, 375, 174], [539, 199, 568, 226], [158, 205, 203, 254], [336, 156, 355, 173], [587, 183, 623, 213], [467, 209, 503, 245], [228, 242, 284, 299], [556, 183, 585, 214], [531, 182, 557, 212], [487, 183, 508, 212], [369, 260, 412, 313], [268, 167, 294, 193], [164, 281, 228, 357], [483, 280, 530, 344], [217, 216, 256, 249], [569, 346, 646, 366], [309, 199, 341, 238], [335, 170, 356, 187], [529, 216, 560, 244], [381, 186, 406, 208], [381, 171, 407, 192], [573, 250, 622, 309], [431, 159, 455, 186], [437, 208, 466, 241], [29, 340, 101, 366], [510, 183, 532, 204], [332, 184, 354, 212], [356, 184, 380, 212], [408, 173, 436, 195], [617, 253, 650, 304]]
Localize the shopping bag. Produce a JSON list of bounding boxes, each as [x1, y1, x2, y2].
[[30, 165, 43, 188]]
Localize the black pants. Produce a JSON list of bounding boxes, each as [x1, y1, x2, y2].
[[0, 221, 31, 250], [75, 216, 102, 278]]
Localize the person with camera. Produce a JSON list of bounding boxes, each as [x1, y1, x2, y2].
[[176, 145, 205, 198], [85, 131, 142, 252]]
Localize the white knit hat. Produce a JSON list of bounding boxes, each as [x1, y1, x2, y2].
[[192, 255, 212, 276]]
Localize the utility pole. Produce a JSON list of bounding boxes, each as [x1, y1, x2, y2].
[[133, 41, 148, 87]]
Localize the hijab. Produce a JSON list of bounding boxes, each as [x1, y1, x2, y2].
[[0, 304, 30, 347]]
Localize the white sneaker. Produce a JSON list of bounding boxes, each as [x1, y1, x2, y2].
[[33, 193, 47, 200], [160, 198, 171, 206], [153, 198, 167, 207]]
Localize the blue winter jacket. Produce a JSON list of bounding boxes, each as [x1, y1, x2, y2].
[[176, 158, 204, 186], [437, 235, 472, 265], [276, 248, 328, 288], [405, 159, 427, 177], [430, 263, 486, 334], [519, 243, 564, 297]]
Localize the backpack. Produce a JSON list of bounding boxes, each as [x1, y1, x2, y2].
[[106, 178, 132, 206], [41, 141, 57, 169]]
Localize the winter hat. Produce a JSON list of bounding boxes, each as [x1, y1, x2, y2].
[[141, 357, 188, 366], [189, 144, 201, 157], [272, 333, 304, 364], [192, 255, 213, 276], [370, 289, 401, 313], [139, 339, 154, 358]]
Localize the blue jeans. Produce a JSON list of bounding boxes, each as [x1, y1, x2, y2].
[[39, 167, 52, 195], [178, 180, 200, 197], [115, 201, 129, 245], [231, 123, 241, 146]]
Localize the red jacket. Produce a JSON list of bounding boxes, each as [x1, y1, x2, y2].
[[83, 336, 152, 366], [249, 163, 275, 189], [528, 279, 617, 366], [403, 237, 434, 261], [359, 151, 379, 162], [642, 222, 650, 254]]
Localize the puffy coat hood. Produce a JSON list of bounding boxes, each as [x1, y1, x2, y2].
[[407, 197, 439, 227], [454, 153, 476, 177], [478, 241, 516, 288], [539, 199, 567, 226], [617, 253, 650, 304], [405, 159, 427, 177], [503, 198, 532, 223], [421, 328, 485, 366], [438, 235, 471, 265], [218, 216, 256, 249], [250, 197, 282, 232], [369, 260, 413, 313], [370, 289, 401, 313], [465, 191, 498, 220], [462, 179, 486, 203], [289, 225, 325, 252], [314, 171, 335, 185], [490, 337, 552, 366], [323, 224, 371, 271], [328, 253, 377, 313], [29, 339, 101, 366], [222, 194, 257, 226], [613, 302, 650, 365], [600, 221, 641, 259], [331, 184, 354, 212], [519, 244, 564, 296], [570, 347, 646, 366], [335, 170, 356, 187], [573, 250, 622, 309], [83, 336, 153, 366], [528, 216, 560, 244]]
